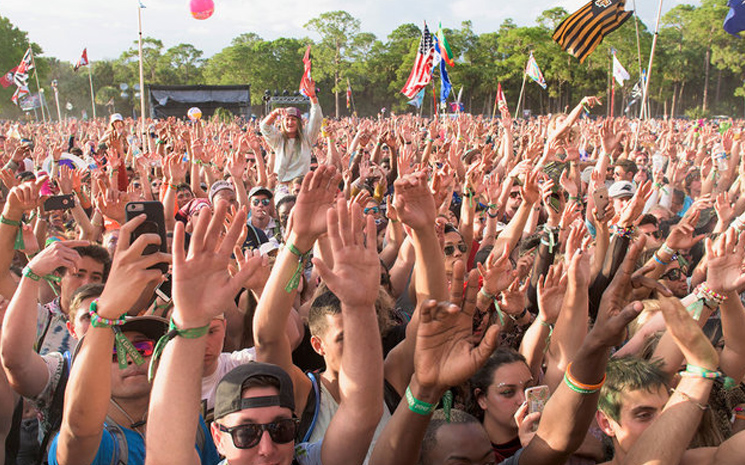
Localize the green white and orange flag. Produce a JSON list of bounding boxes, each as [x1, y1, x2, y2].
[[437, 23, 455, 67]]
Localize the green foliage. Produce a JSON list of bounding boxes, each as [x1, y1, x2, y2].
[[4, 4, 745, 119]]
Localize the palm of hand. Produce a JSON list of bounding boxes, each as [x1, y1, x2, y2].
[[707, 255, 742, 293]]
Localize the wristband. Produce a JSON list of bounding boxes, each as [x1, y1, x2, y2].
[[22, 265, 42, 281], [653, 252, 669, 266], [509, 308, 528, 323], [661, 243, 676, 256], [679, 364, 736, 390], [89, 301, 149, 369], [563, 362, 606, 394], [149, 318, 210, 381], [285, 242, 311, 293], [405, 386, 437, 416], [1, 215, 25, 250]]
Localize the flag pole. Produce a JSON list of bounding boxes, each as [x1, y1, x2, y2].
[[137, 3, 147, 144], [630, 0, 645, 83], [28, 45, 46, 123], [515, 69, 528, 120], [639, 0, 664, 121], [492, 88, 498, 120], [88, 55, 97, 120]]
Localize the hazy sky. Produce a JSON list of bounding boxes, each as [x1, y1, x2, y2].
[[3, 0, 697, 62]]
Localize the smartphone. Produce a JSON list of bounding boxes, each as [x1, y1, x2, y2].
[[525, 385, 550, 415], [593, 185, 609, 221], [44, 194, 74, 211], [155, 272, 172, 302], [125, 201, 168, 273], [548, 194, 562, 213]]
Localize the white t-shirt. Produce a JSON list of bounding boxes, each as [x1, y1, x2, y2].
[[201, 348, 256, 413]]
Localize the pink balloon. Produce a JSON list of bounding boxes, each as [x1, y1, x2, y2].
[[190, 0, 214, 20]]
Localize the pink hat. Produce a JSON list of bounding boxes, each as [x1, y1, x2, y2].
[[285, 107, 301, 119]]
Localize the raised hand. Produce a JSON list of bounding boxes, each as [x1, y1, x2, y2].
[[658, 294, 719, 371], [537, 262, 567, 325], [288, 165, 342, 249], [172, 201, 253, 328], [414, 264, 500, 392], [477, 243, 517, 296], [95, 215, 171, 319], [231, 247, 270, 295], [4, 177, 48, 218], [617, 180, 652, 228], [591, 237, 654, 348], [312, 198, 380, 309], [27, 240, 89, 277], [705, 229, 745, 295], [393, 171, 436, 232]]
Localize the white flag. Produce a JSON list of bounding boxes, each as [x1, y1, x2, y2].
[[612, 54, 630, 87]]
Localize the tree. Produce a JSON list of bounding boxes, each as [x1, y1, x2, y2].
[[305, 10, 362, 117]]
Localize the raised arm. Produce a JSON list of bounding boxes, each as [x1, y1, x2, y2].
[[0, 178, 47, 299], [312, 199, 383, 465], [147, 201, 253, 465], [385, 171, 445, 395], [519, 238, 652, 465], [252, 166, 340, 414], [54, 217, 169, 465], [368, 265, 500, 465], [1, 241, 86, 398]]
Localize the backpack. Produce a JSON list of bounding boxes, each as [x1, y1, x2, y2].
[[296, 370, 401, 442], [102, 416, 206, 465]]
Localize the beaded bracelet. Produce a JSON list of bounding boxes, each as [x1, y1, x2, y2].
[[89, 300, 146, 370], [405, 385, 437, 416], [679, 364, 736, 390], [563, 362, 606, 395], [148, 318, 210, 381], [694, 282, 727, 307], [613, 225, 636, 238], [285, 243, 311, 293]]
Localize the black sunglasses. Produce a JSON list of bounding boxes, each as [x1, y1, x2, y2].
[[252, 198, 271, 207], [444, 243, 467, 256], [662, 268, 685, 281], [216, 418, 298, 449]]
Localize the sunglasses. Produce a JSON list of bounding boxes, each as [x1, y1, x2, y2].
[[216, 418, 298, 449], [364, 206, 380, 214], [662, 268, 685, 281], [444, 243, 467, 256], [509, 191, 522, 199], [252, 198, 271, 207], [111, 340, 155, 363]]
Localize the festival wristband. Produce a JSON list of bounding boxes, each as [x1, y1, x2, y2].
[[563, 362, 606, 395], [1, 215, 25, 250], [148, 318, 210, 381], [405, 386, 437, 416], [285, 243, 311, 293]]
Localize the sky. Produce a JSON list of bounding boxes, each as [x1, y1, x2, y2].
[[2, 0, 698, 63]]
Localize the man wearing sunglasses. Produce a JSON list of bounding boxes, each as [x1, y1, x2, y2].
[[146, 173, 383, 465], [660, 261, 689, 298], [248, 186, 281, 244]]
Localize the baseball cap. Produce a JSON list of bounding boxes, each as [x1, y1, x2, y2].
[[248, 185, 273, 199], [608, 181, 636, 199], [209, 180, 235, 205], [214, 362, 296, 421], [110, 113, 123, 124], [71, 315, 169, 364], [284, 107, 301, 119]]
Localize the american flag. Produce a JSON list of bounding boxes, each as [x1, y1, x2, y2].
[[401, 24, 435, 99]]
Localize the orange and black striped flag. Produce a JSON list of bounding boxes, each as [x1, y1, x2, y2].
[[552, 0, 632, 63]]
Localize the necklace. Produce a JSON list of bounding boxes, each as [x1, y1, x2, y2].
[[110, 399, 147, 432]]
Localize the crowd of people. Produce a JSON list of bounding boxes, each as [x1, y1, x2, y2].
[[0, 88, 742, 465]]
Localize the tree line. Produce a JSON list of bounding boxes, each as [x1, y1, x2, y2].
[[2, 0, 745, 120]]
